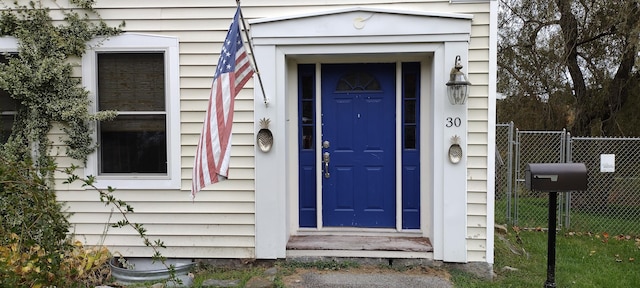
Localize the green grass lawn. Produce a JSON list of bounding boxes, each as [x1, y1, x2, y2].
[[452, 229, 640, 287]]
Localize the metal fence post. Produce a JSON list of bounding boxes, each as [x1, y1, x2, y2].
[[514, 128, 520, 226], [565, 132, 572, 229], [506, 122, 514, 223]]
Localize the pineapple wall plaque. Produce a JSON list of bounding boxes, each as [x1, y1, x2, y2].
[[448, 135, 463, 164], [257, 118, 273, 152]]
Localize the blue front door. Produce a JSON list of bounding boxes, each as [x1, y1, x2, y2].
[[321, 63, 396, 227]]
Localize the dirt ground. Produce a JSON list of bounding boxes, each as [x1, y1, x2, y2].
[[281, 265, 452, 287]]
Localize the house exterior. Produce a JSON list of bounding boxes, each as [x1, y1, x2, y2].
[[1, 0, 497, 275]]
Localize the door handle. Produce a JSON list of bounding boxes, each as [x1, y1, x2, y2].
[[323, 152, 330, 178]]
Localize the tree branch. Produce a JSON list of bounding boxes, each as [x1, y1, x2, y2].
[[576, 28, 616, 46]]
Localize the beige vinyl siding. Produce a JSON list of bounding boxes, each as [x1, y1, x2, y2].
[[32, 0, 493, 260], [31, 0, 256, 258], [436, 1, 491, 263]]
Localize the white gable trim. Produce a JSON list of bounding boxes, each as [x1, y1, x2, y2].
[[250, 8, 471, 44], [249, 7, 473, 24]]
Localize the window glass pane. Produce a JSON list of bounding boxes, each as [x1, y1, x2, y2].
[[0, 91, 17, 112], [404, 100, 416, 124], [404, 125, 416, 149], [0, 115, 13, 144], [302, 101, 313, 124], [302, 126, 313, 149], [99, 115, 167, 173], [403, 72, 418, 99], [98, 53, 165, 111], [302, 74, 314, 100], [0, 54, 18, 112]]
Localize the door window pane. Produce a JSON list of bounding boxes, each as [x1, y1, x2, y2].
[[299, 65, 315, 150], [336, 71, 381, 92], [403, 63, 419, 150]]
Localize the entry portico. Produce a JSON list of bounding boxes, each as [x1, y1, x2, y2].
[[251, 7, 473, 263]]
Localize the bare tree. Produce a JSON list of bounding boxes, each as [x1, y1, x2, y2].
[[498, 0, 640, 136]]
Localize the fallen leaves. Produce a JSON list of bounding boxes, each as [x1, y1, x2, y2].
[[614, 234, 630, 241], [563, 231, 639, 263]]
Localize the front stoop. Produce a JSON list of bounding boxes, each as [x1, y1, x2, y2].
[[286, 235, 493, 280], [287, 235, 433, 252]]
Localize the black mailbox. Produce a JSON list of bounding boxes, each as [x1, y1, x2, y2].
[[525, 162, 588, 288], [525, 163, 588, 192]]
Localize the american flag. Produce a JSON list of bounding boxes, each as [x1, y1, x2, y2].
[[192, 8, 254, 199]]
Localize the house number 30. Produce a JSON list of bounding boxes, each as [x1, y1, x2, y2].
[[445, 117, 461, 128]]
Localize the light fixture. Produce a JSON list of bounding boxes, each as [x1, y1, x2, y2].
[[446, 55, 471, 105]]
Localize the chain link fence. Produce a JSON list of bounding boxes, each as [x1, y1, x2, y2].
[[496, 124, 640, 234], [513, 129, 569, 229], [569, 137, 640, 234]]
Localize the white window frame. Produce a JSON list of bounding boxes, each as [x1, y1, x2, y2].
[[82, 33, 181, 189], [0, 36, 18, 54]]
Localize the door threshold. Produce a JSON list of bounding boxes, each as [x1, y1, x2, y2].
[[286, 249, 434, 259], [295, 228, 422, 237], [287, 235, 433, 253]]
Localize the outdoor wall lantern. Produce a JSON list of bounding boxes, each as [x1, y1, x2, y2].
[[446, 55, 471, 105]]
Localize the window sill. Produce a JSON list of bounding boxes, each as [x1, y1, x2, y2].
[[88, 175, 180, 190]]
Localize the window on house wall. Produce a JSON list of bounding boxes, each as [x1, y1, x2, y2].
[[97, 52, 167, 174], [0, 53, 18, 144], [83, 34, 180, 189]]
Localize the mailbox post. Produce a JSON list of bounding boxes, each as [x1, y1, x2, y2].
[[525, 163, 588, 288]]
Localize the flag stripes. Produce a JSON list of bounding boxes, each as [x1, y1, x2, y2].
[[192, 7, 254, 199]]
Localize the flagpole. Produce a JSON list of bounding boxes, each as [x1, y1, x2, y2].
[[236, 1, 269, 107]]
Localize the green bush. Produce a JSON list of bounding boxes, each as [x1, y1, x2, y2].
[[0, 154, 74, 287], [0, 155, 69, 247]]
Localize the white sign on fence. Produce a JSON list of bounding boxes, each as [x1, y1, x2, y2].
[[600, 154, 615, 173]]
